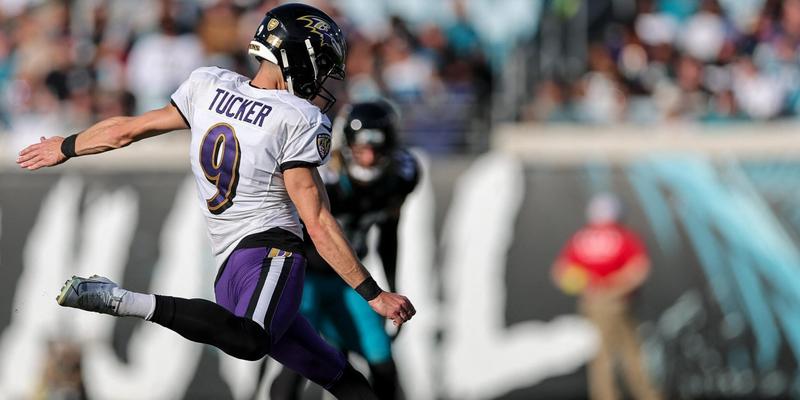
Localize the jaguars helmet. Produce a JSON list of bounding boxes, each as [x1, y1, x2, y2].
[[249, 3, 346, 112], [337, 99, 400, 182], [341, 99, 399, 153]]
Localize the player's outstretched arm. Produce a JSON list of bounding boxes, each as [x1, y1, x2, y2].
[[16, 103, 188, 170], [284, 166, 416, 326]]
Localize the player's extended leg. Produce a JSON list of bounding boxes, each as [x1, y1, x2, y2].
[[56, 275, 270, 360], [57, 247, 376, 399], [57, 247, 305, 361]]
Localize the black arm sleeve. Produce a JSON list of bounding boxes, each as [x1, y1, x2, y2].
[[377, 215, 400, 292], [375, 150, 420, 292]]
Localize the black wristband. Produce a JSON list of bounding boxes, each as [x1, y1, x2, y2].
[[60, 134, 78, 159], [355, 277, 383, 301]]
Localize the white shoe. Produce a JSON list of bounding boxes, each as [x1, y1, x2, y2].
[[56, 275, 123, 316]]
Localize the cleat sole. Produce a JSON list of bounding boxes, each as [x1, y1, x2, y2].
[[56, 277, 78, 306]]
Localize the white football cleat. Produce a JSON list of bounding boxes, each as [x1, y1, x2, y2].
[[56, 275, 123, 316]]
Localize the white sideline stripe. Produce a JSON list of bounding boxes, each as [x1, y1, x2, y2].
[[493, 123, 800, 164], [252, 256, 286, 329]]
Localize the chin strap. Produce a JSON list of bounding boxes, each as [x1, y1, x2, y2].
[[280, 49, 294, 95], [304, 38, 338, 112], [304, 39, 319, 81]]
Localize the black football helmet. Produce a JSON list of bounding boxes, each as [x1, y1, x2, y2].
[[249, 3, 346, 112], [341, 100, 398, 153], [338, 99, 400, 182]]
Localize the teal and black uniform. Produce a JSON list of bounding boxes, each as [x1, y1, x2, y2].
[[301, 149, 419, 365]]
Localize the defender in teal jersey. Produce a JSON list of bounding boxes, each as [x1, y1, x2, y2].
[[271, 100, 419, 400]]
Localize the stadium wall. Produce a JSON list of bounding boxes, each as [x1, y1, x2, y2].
[[2, 124, 800, 399]]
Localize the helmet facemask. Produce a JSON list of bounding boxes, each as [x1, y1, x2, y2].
[[291, 40, 343, 113]]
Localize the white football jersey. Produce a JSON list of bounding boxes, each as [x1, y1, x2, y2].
[[170, 66, 332, 266]]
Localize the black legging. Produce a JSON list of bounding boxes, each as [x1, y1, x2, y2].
[[149, 295, 377, 399], [150, 295, 271, 360]]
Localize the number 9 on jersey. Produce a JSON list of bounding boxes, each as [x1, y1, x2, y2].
[[200, 123, 241, 214]]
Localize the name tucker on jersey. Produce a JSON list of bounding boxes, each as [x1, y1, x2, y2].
[[209, 88, 272, 127]]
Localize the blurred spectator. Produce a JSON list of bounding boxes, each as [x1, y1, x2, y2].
[[573, 44, 626, 123], [678, 0, 726, 62], [126, 0, 204, 113], [0, 28, 15, 127], [344, 32, 382, 101], [657, 0, 698, 22], [446, 0, 480, 58], [197, 2, 242, 71], [380, 34, 435, 100], [702, 88, 744, 123], [780, 0, 800, 41], [732, 57, 783, 119], [551, 193, 661, 400], [673, 55, 711, 119], [520, 79, 571, 122]]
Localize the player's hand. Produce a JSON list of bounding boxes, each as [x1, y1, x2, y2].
[[368, 291, 416, 327], [17, 136, 68, 170]]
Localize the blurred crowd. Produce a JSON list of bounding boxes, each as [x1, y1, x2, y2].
[[11, 0, 797, 151], [0, 0, 491, 152], [522, 0, 800, 124]]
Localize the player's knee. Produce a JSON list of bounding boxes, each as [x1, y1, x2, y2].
[[226, 317, 271, 360], [236, 338, 270, 361]]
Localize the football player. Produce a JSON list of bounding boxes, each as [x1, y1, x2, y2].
[[16, 4, 415, 399], [270, 100, 419, 399]]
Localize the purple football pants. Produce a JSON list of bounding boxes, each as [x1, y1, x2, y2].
[[214, 246, 347, 388]]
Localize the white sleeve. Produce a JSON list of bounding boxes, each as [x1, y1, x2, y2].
[[170, 69, 202, 127], [279, 114, 333, 171]]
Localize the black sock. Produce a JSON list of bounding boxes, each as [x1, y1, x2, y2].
[[150, 294, 176, 326], [327, 363, 378, 400], [370, 360, 400, 400], [150, 295, 270, 361]]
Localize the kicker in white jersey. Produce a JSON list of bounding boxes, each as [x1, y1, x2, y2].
[[170, 66, 333, 266]]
